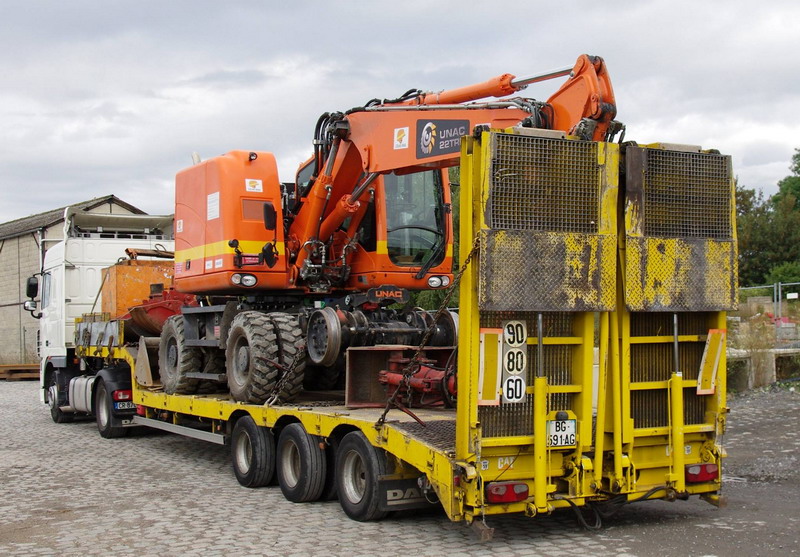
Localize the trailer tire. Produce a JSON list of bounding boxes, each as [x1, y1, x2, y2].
[[269, 313, 306, 402], [226, 311, 279, 403], [336, 431, 389, 521], [231, 416, 275, 487], [159, 315, 201, 394], [277, 423, 326, 502], [95, 380, 127, 439]]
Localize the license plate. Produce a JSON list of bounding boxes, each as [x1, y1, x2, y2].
[[114, 401, 136, 410], [546, 419, 576, 447]]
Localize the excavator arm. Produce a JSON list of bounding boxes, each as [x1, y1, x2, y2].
[[287, 54, 620, 290]]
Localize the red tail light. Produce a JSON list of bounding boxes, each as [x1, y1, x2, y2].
[[685, 463, 719, 483], [485, 481, 529, 503], [112, 389, 132, 401]]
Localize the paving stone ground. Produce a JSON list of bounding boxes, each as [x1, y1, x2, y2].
[[0, 381, 797, 556]]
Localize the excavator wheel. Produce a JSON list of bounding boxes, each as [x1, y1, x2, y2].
[[225, 311, 279, 403], [269, 312, 306, 402], [159, 315, 201, 394]]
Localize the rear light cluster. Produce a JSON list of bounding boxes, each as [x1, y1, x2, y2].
[[231, 273, 257, 287], [685, 463, 719, 483], [112, 389, 132, 401], [485, 481, 529, 503]]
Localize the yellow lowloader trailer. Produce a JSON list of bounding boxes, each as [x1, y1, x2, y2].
[[74, 128, 735, 527]]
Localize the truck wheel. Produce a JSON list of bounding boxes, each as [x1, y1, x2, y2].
[[226, 311, 279, 403], [95, 381, 127, 439], [269, 313, 306, 402], [46, 378, 73, 424], [277, 423, 326, 502], [336, 431, 389, 521], [231, 416, 275, 487], [159, 315, 201, 394]]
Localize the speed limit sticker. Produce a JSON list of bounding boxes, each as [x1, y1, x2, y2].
[[501, 320, 528, 403]]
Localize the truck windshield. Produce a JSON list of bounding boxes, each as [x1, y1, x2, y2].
[[383, 170, 445, 268]]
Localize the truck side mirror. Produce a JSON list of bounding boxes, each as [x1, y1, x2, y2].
[[26, 276, 39, 299], [263, 202, 277, 231]]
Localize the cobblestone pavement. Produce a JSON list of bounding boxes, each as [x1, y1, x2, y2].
[[0, 381, 798, 556]]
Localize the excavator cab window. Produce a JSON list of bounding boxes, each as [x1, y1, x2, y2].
[[383, 170, 446, 267]]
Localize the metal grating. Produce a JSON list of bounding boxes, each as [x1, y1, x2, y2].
[[642, 150, 732, 239], [489, 134, 599, 233], [479, 396, 534, 437], [478, 311, 578, 438], [684, 390, 706, 425], [631, 389, 669, 428], [630, 343, 705, 382], [629, 312, 712, 337]]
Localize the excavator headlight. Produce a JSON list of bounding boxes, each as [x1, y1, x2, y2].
[[231, 273, 242, 285], [441, 276, 451, 287], [427, 276, 443, 288], [241, 274, 257, 287]]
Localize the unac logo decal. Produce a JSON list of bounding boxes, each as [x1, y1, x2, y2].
[[420, 122, 436, 155]]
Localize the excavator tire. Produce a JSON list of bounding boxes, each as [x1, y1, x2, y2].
[[159, 315, 201, 394], [269, 312, 306, 402], [226, 311, 279, 403]]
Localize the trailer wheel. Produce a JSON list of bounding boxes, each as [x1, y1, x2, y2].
[[277, 423, 326, 502], [336, 431, 389, 521], [269, 313, 306, 402], [226, 311, 279, 403], [46, 380, 73, 423], [159, 315, 201, 394], [95, 380, 127, 439], [231, 416, 275, 487]]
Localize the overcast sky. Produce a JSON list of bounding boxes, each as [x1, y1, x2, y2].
[[1, 1, 798, 223]]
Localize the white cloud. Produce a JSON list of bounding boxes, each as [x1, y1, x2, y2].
[[1, 0, 799, 221]]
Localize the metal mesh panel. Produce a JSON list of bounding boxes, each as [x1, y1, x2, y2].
[[630, 343, 705, 382], [630, 312, 712, 337], [631, 390, 669, 428], [479, 230, 616, 311], [684, 390, 707, 425], [479, 311, 574, 336], [624, 146, 737, 312], [488, 134, 599, 233], [642, 150, 732, 239], [479, 396, 534, 437], [548, 392, 575, 413]]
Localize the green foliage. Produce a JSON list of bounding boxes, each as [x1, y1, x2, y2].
[[765, 261, 800, 284], [737, 149, 800, 286]]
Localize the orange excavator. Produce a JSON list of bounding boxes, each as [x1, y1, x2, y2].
[[158, 54, 621, 403]]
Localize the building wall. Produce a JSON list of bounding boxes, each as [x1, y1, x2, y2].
[[0, 233, 43, 364]]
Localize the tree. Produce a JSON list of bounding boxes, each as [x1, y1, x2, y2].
[[773, 148, 800, 207], [765, 261, 800, 285]]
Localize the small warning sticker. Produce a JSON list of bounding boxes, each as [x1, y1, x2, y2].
[[214, 258, 223, 269], [205, 260, 213, 270], [394, 127, 409, 150], [245, 179, 263, 192], [207, 192, 220, 220], [176, 219, 183, 233]]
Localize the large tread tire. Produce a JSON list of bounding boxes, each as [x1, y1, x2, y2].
[[159, 315, 201, 394], [231, 416, 275, 487], [95, 380, 127, 439], [269, 312, 306, 402], [336, 431, 389, 521], [277, 423, 327, 503], [226, 311, 278, 403]]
